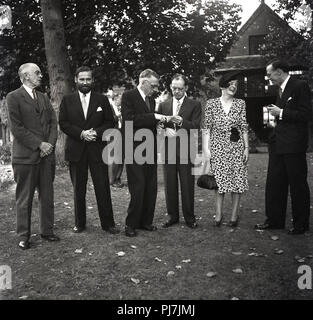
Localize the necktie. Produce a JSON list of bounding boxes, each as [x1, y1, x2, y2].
[[32, 89, 40, 113], [145, 96, 151, 111], [82, 94, 88, 119], [176, 100, 181, 115], [278, 87, 283, 99], [32, 89, 37, 100]]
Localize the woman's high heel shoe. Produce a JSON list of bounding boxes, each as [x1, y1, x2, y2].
[[213, 216, 223, 227], [227, 217, 239, 228]]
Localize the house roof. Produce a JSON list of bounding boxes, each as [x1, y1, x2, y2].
[[239, 2, 301, 40]]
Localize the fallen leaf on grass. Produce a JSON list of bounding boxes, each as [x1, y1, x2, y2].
[[206, 272, 217, 278], [274, 249, 284, 255], [19, 296, 28, 300], [248, 252, 267, 257], [232, 268, 243, 274], [131, 278, 140, 284], [63, 202, 69, 205], [116, 251, 126, 257], [167, 271, 175, 276], [155, 257, 162, 262], [130, 245, 137, 249], [87, 206, 93, 210], [294, 256, 306, 263], [271, 235, 279, 241], [251, 209, 258, 213], [231, 297, 240, 300], [175, 265, 182, 269], [232, 251, 243, 256], [182, 259, 191, 263], [198, 199, 204, 202], [75, 248, 83, 254]]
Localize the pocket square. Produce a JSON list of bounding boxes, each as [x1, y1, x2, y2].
[[96, 107, 103, 112]]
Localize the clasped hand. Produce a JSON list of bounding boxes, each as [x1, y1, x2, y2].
[[82, 128, 97, 141], [39, 142, 53, 158]]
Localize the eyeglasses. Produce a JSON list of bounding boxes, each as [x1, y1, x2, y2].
[[171, 87, 185, 92]]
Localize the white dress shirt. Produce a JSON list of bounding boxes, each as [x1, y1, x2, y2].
[[78, 91, 91, 119], [279, 75, 290, 120], [23, 84, 35, 99], [173, 97, 185, 115]]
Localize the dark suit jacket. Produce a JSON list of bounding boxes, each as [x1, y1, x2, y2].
[[59, 91, 114, 162], [158, 97, 202, 161], [6, 86, 57, 164], [121, 88, 158, 133], [271, 77, 312, 154], [121, 88, 158, 160]]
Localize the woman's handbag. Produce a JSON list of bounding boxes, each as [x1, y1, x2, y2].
[[197, 173, 218, 190], [196, 160, 218, 190]]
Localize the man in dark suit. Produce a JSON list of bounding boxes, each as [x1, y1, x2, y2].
[[121, 69, 166, 237], [158, 74, 202, 229], [59, 66, 119, 234], [6, 63, 59, 250], [255, 59, 312, 234]]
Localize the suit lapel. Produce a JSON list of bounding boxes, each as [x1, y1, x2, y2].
[[178, 97, 188, 116], [279, 78, 294, 109], [86, 91, 97, 120], [74, 91, 86, 121], [135, 88, 150, 113]]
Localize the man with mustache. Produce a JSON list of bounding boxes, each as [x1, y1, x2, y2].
[[59, 66, 119, 234]]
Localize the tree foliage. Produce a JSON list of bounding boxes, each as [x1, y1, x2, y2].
[[0, 0, 241, 96]]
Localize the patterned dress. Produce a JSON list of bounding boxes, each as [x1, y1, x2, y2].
[[203, 98, 249, 194]]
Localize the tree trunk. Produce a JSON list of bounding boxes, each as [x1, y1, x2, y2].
[[40, 0, 72, 164]]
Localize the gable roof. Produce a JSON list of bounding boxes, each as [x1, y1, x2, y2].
[[239, 2, 301, 39]]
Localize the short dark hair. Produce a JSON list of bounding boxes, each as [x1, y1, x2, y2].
[[266, 59, 289, 73], [219, 71, 241, 88], [75, 66, 93, 77], [171, 73, 188, 86], [139, 69, 159, 80]]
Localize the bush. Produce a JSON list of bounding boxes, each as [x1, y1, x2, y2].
[[0, 143, 12, 164]]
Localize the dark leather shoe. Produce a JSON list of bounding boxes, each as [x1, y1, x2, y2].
[[41, 234, 60, 241], [18, 240, 30, 250], [140, 225, 157, 231], [103, 226, 120, 234], [125, 226, 137, 237], [254, 223, 284, 230], [186, 222, 198, 229], [73, 226, 85, 233], [162, 220, 179, 228], [288, 228, 305, 235]]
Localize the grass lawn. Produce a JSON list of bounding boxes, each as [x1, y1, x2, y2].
[[0, 152, 313, 300]]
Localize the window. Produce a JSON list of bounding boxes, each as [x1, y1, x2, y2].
[[249, 35, 266, 55]]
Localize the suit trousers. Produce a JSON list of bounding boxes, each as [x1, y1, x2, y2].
[[69, 147, 114, 229], [125, 163, 157, 228], [163, 163, 195, 224], [265, 147, 310, 230], [13, 157, 55, 241]]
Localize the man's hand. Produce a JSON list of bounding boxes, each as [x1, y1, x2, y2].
[[39, 142, 53, 158], [165, 128, 177, 138], [267, 104, 281, 117], [81, 128, 97, 141], [168, 115, 183, 125]]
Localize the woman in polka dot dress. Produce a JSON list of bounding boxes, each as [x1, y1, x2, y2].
[[202, 72, 249, 227]]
